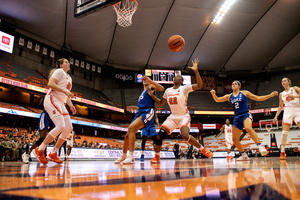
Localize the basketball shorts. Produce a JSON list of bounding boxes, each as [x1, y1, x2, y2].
[[225, 134, 233, 149], [161, 113, 191, 135], [39, 110, 55, 131], [131, 108, 155, 128], [283, 107, 300, 125], [44, 94, 69, 120], [233, 112, 253, 130], [141, 124, 157, 137]]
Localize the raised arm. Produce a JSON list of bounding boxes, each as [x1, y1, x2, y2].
[[142, 76, 164, 91], [210, 90, 230, 102], [242, 90, 278, 101], [189, 58, 203, 91], [215, 125, 225, 139], [273, 93, 284, 123]]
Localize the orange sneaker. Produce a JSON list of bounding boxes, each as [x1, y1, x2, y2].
[[280, 152, 286, 160], [33, 147, 48, 165], [226, 155, 229, 160], [66, 157, 70, 161], [201, 148, 213, 159], [47, 152, 63, 164], [230, 156, 234, 160], [150, 154, 160, 164]]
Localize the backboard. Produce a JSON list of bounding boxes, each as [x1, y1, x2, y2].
[[74, 0, 119, 18]]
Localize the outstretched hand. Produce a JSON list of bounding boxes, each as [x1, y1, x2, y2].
[[210, 90, 216, 95], [188, 58, 199, 71], [142, 76, 151, 83]]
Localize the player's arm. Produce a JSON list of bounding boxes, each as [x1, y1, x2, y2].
[[155, 115, 159, 126], [142, 76, 164, 91], [243, 90, 278, 101], [146, 87, 167, 107], [210, 90, 230, 102], [48, 76, 74, 99], [66, 98, 76, 115], [273, 93, 284, 123], [188, 58, 203, 91], [288, 86, 300, 98], [215, 125, 225, 139]]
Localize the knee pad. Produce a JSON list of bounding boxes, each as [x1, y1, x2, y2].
[[36, 138, 45, 146], [281, 130, 289, 145], [156, 128, 168, 146]]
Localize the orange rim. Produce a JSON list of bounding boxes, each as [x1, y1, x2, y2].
[[112, 0, 138, 13]]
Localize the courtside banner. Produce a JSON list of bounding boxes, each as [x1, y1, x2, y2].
[[0, 76, 124, 113], [30, 147, 175, 159]]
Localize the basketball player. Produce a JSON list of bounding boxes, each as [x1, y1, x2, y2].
[[216, 119, 234, 160], [273, 77, 300, 160], [148, 58, 213, 164], [140, 115, 159, 162], [210, 80, 278, 161], [34, 58, 76, 164], [66, 131, 75, 161], [114, 76, 164, 164], [22, 110, 55, 164]]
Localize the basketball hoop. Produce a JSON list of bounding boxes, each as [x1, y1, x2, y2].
[[112, 0, 138, 27], [267, 127, 271, 132]]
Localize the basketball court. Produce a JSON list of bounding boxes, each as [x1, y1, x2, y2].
[[0, 158, 299, 199]]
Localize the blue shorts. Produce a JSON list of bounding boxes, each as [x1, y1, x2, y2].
[[141, 125, 157, 137], [39, 110, 55, 131], [233, 112, 253, 130], [131, 108, 155, 128]]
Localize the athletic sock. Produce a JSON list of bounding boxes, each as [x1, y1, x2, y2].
[[129, 151, 134, 157], [199, 146, 204, 150], [38, 143, 47, 151], [51, 147, 59, 154]]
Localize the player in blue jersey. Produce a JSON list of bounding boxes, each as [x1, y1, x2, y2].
[[22, 110, 55, 164], [210, 80, 277, 161], [114, 76, 164, 164]]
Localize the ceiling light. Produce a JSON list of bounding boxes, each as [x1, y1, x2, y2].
[[212, 0, 236, 24]]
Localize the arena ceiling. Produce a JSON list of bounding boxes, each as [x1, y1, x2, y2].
[[1, 0, 300, 73]]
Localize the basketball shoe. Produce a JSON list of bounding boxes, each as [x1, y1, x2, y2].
[[236, 153, 250, 161], [259, 145, 268, 156], [114, 154, 127, 164], [122, 155, 135, 164], [280, 152, 286, 160], [140, 154, 144, 162], [22, 152, 30, 164], [150, 154, 160, 164], [47, 152, 63, 164], [201, 148, 213, 159], [33, 147, 48, 165]]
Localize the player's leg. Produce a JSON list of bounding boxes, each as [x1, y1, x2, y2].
[[180, 126, 213, 159], [140, 135, 147, 161], [66, 145, 71, 161], [151, 127, 169, 163], [243, 117, 268, 156], [232, 125, 249, 161], [47, 114, 72, 163]]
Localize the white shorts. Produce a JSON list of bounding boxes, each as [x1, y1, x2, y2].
[[44, 94, 69, 119], [225, 134, 233, 149], [161, 113, 191, 135], [283, 107, 300, 125]]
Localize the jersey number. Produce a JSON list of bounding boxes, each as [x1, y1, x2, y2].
[[66, 82, 72, 90], [286, 96, 294, 102], [169, 97, 178, 105], [234, 102, 239, 109]]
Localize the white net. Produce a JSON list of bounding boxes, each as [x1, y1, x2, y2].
[[113, 0, 138, 27]]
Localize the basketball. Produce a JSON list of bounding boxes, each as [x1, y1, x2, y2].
[[168, 35, 185, 52]]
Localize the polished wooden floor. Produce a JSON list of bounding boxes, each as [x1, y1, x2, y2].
[[0, 157, 299, 200]]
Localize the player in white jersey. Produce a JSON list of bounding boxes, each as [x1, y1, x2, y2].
[[66, 131, 75, 161], [216, 119, 234, 160], [273, 77, 300, 160], [148, 58, 213, 163], [34, 58, 76, 165]]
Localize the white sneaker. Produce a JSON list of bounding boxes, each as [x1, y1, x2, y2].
[[259, 146, 268, 156], [236, 154, 250, 161], [22, 152, 29, 164], [122, 156, 135, 164], [114, 154, 127, 164]]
